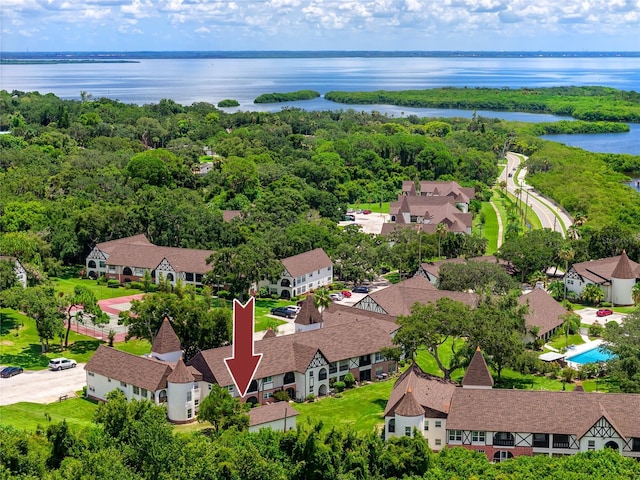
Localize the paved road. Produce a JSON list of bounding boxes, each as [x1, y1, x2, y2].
[[0, 364, 86, 406], [504, 152, 573, 237]]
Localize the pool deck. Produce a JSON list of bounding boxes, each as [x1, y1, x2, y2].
[[564, 339, 607, 369]]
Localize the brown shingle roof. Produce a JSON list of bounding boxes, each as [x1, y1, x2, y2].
[[321, 304, 398, 333], [295, 295, 322, 326], [461, 348, 494, 388], [571, 255, 640, 285], [394, 388, 425, 417], [446, 389, 640, 439], [106, 245, 214, 274], [354, 277, 477, 317], [262, 328, 277, 339], [222, 210, 242, 222], [611, 250, 636, 279], [152, 318, 182, 355], [248, 402, 299, 427], [384, 363, 458, 417], [419, 256, 510, 281], [85, 346, 173, 392], [281, 248, 332, 279], [167, 359, 194, 384], [96, 234, 153, 255], [189, 317, 396, 388], [518, 288, 568, 337]]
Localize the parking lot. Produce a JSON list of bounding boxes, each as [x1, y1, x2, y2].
[[0, 364, 86, 406], [575, 307, 625, 326]]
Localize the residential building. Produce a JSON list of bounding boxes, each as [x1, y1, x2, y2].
[[381, 194, 473, 236], [565, 251, 639, 306], [352, 276, 478, 316], [401, 180, 475, 213], [85, 234, 213, 288], [260, 248, 333, 299], [416, 256, 517, 286], [0, 256, 27, 288], [384, 350, 640, 461], [518, 287, 568, 342], [248, 402, 299, 433], [86, 301, 398, 422]]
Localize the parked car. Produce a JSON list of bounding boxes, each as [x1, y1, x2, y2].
[[362, 209, 372, 214], [1, 366, 24, 378], [48, 358, 77, 371], [344, 214, 356, 221], [341, 290, 352, 298], [352, 286, 370, 294], [508, 173, 513, 178], [270, 307, 295, 319], [596, 308, 613, 317], [285, 305, 301, 315], [329, 293, 344, 301]]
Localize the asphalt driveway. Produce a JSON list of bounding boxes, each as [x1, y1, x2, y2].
[[0, 364, 86, 406]]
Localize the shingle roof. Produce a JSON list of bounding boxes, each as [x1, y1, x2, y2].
[[295, 295, 322, 326], [394, 388, 425, 417], [189, 316, 396, 387], [518, 288, 568, 337], [96, 234, 153, 255], [571, 255, 640, 285], [446, 389, 640, 439], [167, 359, 194, 384], [222, 210, 242, 222], [152, 318, 182, 355], [281, 248, 332, 279], [461, 348, 494, 388], [354, 276, 477, 316], [85, 346, 173, 392], [322, 304, 399, 333], [106, 245, 214, 274], [248, 402, 299, 427], [384, 363, 458, 417], [611, 250, 636, 280]]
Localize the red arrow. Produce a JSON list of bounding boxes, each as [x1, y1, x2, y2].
[[224, 297, 263, 398]]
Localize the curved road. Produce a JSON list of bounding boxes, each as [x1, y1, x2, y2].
[[503, 152, 573, 238]]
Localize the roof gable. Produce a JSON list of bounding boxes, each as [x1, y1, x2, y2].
[[281, 248, 332, 279], [295, 295, 323, 326]]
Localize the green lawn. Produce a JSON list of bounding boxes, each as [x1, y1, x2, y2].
[[476, 201, 499, 254], [294, 379, 395, 433], [547, 333, 585, 351], [114, 338, 152, 356], [348, 202, 390, 214], [0, 309, 103, 369], [51, 277, 141, 301], [254, 299, 289, 332], [0, 398, 98, 432]]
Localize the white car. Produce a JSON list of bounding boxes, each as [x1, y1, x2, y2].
[[285, 305, 301, 315], [329, 293, 344, 302], [48, 358, 77, 371]]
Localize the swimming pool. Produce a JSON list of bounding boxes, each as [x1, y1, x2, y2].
[[566, 347, 615, 365]]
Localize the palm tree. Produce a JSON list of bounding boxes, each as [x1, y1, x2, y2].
[[559, 312, 581, 349], [581, 284, 605, 306], [314, 288, 331, 314], [435, 223, 447, 259], [632, 282, 640, 305], [529, 270, 547, 288], [558, 245, 575, 302], [547, 280, 564, 301]]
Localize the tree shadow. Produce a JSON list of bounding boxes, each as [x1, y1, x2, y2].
[[0, 344, 50, 369], [68, 340, 102, 354], [372, 398, 389, 410], [0, 314, 18, 335], [494, 377, 535, 390]]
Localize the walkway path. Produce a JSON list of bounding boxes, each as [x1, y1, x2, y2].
[[489, 200, 504, 249]]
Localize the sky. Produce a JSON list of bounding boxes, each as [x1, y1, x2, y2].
[[1, 0, 639, 52]]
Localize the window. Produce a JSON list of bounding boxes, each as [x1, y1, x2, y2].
[[107, 378, 111, 383], [264, 376, 273, 383], [405, 427, 412, 437], [435, 421, 442, 428], [263, 392, 273, 399], [388, 419, 395, 433], [449, 430, 462, 442], [435, 439, 441, 446], [185, 272, 194, 281], [494, 432, 515, 447], [120, 381, 127, 387], [472, 431, 486, 443], [133, 386, 140, 395], [194, 399, 199, 407], [195, 274, 203, 283], [588, 440, 596, 451], [187, 391, 192, 402], [375, 352, 384, 362], [89, 386, 95, 392], [227, 386, 234, 393], [99, 261, 106, 268], [424, 421, 429, 431], [388, 364, 396, 374], [329, 363, 337, 374], [88, 372, 94, 377], [187, 409, 192, 419], [493, 451, 513, 463], [140, 389, 147, 398], [309, 371, 313, 378], [340, 361, 349, 372]]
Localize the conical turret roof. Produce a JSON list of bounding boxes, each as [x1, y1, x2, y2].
[[295, 295, 322, 326], [394, 387, 424, 417], [152, 317, 182, 354], [611, 250, 636, 280], [462, 347, 494, 388], [167, 359, 194, 384]]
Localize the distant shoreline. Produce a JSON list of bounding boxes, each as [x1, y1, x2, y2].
[[1, 51, 639, 61]]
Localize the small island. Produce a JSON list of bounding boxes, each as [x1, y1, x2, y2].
[[254, 90, 320, 104], [217, 99, 240, 107]]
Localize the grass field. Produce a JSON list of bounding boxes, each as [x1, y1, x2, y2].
[[547, 333, 584, 351], [348, 202, 390, 214], [293, 379, 395, 433], [0, 397, 98, 432], [114, 338, 152, 355], [476, 201, 499, 254], [51, 277, 141, 301]]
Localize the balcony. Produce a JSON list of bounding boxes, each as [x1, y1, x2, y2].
[[552, 434, 570, 449], [359, 356, 371, 367], [493, 438, 515, 447], [552, 442, 570, 449]]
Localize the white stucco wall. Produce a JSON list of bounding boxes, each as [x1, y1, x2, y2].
[[248, 415, 297, 433]]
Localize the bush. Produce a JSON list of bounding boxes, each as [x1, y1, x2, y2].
[[218, 99, 240, 107], [128, 281, 144, 290], [511, 351, 543, 375], [270, 294, 280, 300], [600, 301, 612, 307], [216, 290, 232, 300], [107, 279, 120, 288], [334, 381, 346, 393], [258, 287, 270, 298], [561, 366, 576, 383], [273, 390, 290, 402], [588, 321, 604, 337], [305, 394, 315, 403], [343, 372, 356, 388]]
